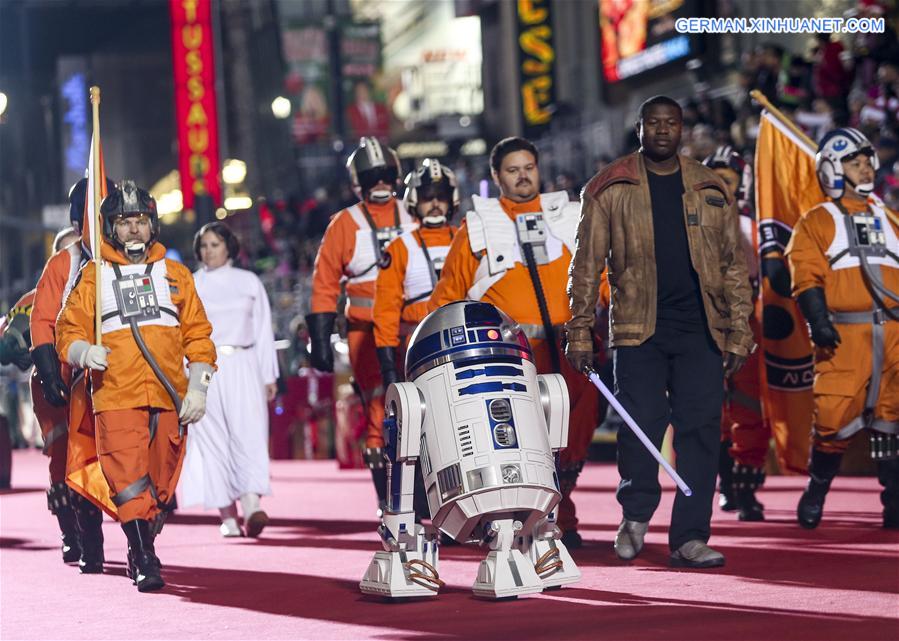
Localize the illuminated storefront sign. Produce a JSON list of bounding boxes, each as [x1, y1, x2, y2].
[[170, 0, 221, 209], [600, 0, 694, 83], [517, 0, 555, 137], [58, 57, 90, 195]]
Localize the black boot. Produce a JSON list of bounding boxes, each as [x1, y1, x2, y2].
[[364, 447, 388, 513], [47, 483, 80, 564], [718, 441, 737, 511], [797, 449, 843, 529], [734, 465, 766, 522], [556, 461, 585, 549], [877, 458, 899, 529], [121, 519, 164, 592], [72, 492, 105, 574]]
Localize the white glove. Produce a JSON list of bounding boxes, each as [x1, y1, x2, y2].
[[178, 389, 207, 425], [67, 340, 110, 371], [179, 362, 213, 425]]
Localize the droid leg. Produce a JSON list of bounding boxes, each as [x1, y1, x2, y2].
[[360, 395, 441, 599], [519, 512, 581, 590], [359, 457, 441, 598], [472, 518, 544, 599]]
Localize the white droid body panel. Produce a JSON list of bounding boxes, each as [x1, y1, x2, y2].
[[364, 300, 579, 600], [398, 301, 561, 542]]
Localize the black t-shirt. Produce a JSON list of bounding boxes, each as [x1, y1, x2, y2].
[[646, 168, 705, 331]]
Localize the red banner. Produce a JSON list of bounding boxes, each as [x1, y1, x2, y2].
[[170, 0, 221, 210]]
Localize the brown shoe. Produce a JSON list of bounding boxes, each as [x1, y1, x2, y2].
[[670, 540, 725, 568], [245, 510, 269, 538], [614, 519, 648, 560]]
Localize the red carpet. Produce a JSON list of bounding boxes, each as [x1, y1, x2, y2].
[[2, 449, 897, 641]]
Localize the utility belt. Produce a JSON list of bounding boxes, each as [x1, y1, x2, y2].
[[831, 309, 897, 325], [217, 343, 255, 356], [348, 318, 413, 333], [347, 298, 417, 336]]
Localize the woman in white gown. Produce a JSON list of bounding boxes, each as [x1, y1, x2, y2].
[[180, 222, 279, 537]]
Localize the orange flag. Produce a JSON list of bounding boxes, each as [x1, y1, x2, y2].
[[79, 136, 109, 259], [754, 109, 825, 474]]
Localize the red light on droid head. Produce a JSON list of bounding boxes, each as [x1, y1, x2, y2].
[[487, 329, 499, 340]]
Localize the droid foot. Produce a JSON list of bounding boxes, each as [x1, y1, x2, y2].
[[530, 538, 581, 589], [360, 545, 442, 598], [522, 516, 581, 590]]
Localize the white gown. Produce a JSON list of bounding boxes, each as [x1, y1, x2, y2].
[[179, 262, 279, 510]]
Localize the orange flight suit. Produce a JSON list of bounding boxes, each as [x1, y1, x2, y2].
[[31, 244, 84, 484], [373, 225, 456, 350], [56, 241, 216, 522], [787, 197, 899, 453], [428, 194, 599, 533], [721, 313, 768, 467], [310, 198, 415, 449], [2, 290, 69, 479]]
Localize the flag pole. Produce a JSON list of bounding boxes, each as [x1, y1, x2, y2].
[[749, 90, 816, 151], [751, 89, 899, 228], [89, 86, 103, 346]]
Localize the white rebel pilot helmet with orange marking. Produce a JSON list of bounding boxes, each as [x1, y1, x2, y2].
[[402, 158, 459, 227]]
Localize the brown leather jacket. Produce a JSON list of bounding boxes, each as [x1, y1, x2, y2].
[[566, 152, 755, 357]]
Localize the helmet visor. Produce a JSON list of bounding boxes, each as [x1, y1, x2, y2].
[[359, 166, 398, 193], [417, 182, 452, 203]]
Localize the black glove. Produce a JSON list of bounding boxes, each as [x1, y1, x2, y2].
[[723, 352, 747, 378], [305, 312, 336, 373], [377, 346, 398, 386], [0, 332, 32, 371], [31, 343, 69, 407], [797, 288, 841, 349]]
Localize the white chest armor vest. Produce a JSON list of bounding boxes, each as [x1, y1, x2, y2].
[[345, 202, 417, 285], [465, 191, 579, 301], [100, 261, 179, 335], [820, 201, 899, 272], [400, 231, 452, 303]]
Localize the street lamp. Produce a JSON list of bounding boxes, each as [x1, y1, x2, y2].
[[0, 92, 7, 119], [224, 195, 252, 210], [271, 96, 291, 120], [222, 158, 247, 185]]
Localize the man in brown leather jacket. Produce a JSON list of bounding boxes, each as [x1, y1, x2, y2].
[[565, 96, 754, 568]]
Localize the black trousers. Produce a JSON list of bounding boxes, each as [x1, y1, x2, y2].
[[613, 324, 724, 550]]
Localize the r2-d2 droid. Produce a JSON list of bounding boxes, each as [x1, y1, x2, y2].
[[360, 301, 581, 599]]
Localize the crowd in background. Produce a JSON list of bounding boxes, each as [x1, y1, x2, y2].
[[4, 28, 899, 452]]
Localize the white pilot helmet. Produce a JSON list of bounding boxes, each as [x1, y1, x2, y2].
[[815, 127, 879, 199], [402, 158, 459, 226]]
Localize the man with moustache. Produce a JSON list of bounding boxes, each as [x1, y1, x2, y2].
[[566, 96, 754, 567], [428, 137, 600, 548]]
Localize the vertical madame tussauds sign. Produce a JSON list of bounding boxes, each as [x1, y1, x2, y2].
[[517, 0, 556, 138], [170, 0, 222, 210]]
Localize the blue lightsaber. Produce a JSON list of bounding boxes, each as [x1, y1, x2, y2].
[[586, 369, 693, 497]]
